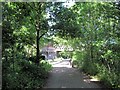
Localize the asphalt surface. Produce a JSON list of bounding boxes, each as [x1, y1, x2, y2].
[[44, 59, 104, 89]]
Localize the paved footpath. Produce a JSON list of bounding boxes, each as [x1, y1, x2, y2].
[[44, 59, 105, 89]]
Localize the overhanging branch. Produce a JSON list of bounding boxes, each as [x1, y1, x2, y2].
[[38, 31, 47, 40]]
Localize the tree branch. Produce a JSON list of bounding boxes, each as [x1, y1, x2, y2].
[[27, 2, 37, 11], [38, 31, 47, 40]]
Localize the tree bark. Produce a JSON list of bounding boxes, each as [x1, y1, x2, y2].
[[36, 22, 40, 64]]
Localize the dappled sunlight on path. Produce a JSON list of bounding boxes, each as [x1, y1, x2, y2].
[[44, 59, 105, 88], [50, 59, 72, 68]]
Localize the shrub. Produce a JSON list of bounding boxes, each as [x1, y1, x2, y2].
[[82, 61, 98, 75], [40, 60, 52, 72], [2, 58, 52, 89], [97, 65, 120, 88], [71, 60, 79, 68], [72, 51, 85, 68]]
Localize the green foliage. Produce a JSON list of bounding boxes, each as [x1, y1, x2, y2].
[[52, 2, 120, 88], [82, 61, 99, 75], [72, 51, 83, 61], [40, 60, 52, 72], [59, 51, 71, 59], [2, 2, 120, 88], [72, 51, 85, 68], [2, 59, 52, 88], [97, 65, 120, 88], [71, 60, 79, 68]]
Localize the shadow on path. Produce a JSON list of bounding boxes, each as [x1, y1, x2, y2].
[[44, 60, 107, 89]]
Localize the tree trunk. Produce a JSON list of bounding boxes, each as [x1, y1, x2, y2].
[[12, 46, 14, 71], [36, 23, 40, 64]]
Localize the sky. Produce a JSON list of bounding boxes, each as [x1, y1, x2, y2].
[[46, 1, 75, 25], [63, 0, 75, 8]]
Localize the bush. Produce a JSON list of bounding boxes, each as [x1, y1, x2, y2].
[[59, 51, 72, 59], [40, 60, 52, 72], [97, 65, 120, 88], [71, 60, 79, 68], [72, 51, 85, 68], [28, 56, 36, 63], [2, 58, 52, 89], [82, 61, 98, 75]]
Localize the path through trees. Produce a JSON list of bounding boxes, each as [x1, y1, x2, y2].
[[44, 60, 105, 88]]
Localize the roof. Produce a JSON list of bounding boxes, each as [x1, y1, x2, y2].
[[42, 46, 56, 52]]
